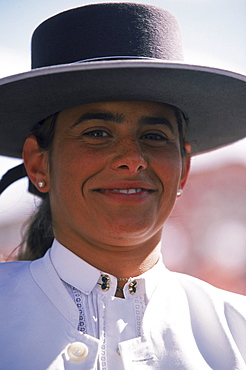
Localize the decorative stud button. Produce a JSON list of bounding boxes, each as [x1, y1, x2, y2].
[[129, 280, 137, 294], [67, 342, 88, 362], [99, 274, 110, 291]]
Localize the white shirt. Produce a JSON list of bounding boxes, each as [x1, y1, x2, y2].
[[50, 239, 163, 370], [1, 243, 246, 368]]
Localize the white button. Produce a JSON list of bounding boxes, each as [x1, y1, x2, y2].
[[67, 342, 88, 362]]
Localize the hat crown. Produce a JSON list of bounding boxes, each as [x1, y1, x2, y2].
[[31, 2, 183, 68]]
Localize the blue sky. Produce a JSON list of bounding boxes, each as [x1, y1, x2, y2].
[[0, 0, 246, 221]]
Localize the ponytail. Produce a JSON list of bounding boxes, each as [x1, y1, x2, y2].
[[18, 196, 54, 260], [16, 113, 58, 260]]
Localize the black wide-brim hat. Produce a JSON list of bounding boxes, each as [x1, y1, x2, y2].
[[1, 2, 246, 159]]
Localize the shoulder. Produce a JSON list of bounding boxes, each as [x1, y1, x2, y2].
[[0, 258, 48, 302], [0, 260, 31, 286], [172, 271, 246, 325], [174, 271, 246, 303], [0, 251, 54, 296], [0, 260, 36, 311]]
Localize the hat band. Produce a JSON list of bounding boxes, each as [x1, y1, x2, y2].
[[77, 56, 155, 63], [0, 164, 45, 198]]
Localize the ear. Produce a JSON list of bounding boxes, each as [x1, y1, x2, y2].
[[179, 141, 191, 192], [22, 136, 50, 193]]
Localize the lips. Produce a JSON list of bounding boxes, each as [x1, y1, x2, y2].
[[111, 188, 143, 194], [92, 181, 156, 200], [98, 188, 151, 195]]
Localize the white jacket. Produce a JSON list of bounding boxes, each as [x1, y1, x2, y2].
[[0, 249, 246, 369]]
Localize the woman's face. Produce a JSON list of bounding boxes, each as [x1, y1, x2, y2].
[[47, 101, 190, 250]]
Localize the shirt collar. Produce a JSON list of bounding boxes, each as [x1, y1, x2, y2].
[[50, 239, 165, 300]]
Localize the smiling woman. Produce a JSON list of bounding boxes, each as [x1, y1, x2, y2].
[[19, 101, 190, 268], [0, 3, 246, 369]]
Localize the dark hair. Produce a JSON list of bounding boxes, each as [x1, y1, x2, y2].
[[173, 106, 189, 157], [17, 103, 189, 261], [17, 114, 58, 260]]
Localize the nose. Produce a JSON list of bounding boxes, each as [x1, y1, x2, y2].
[[110, 138, 148, 174]]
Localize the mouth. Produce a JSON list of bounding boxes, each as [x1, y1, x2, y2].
[[94, 189, 154, 204], [91, 181, 157, 201], [101, 188, 145, 194]]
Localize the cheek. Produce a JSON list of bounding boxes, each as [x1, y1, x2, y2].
[[49, 142, 79, 195], [49, 141, 106, 196], [154, 147, 183, 183]]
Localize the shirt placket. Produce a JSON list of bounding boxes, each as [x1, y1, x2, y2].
[[98, 294, 108, 370], [71, 286, 87, 334]]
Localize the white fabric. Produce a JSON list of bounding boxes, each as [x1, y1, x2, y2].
[[1, 241, 246, 369], [50, 240, 161, 369]]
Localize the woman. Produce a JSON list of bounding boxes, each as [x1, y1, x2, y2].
[[0, 3, 246, 369]]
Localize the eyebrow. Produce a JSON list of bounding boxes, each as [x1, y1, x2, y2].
[[71, 112, 124, 127], [71, 111, 174, 133], [139, 116, 174, 134]]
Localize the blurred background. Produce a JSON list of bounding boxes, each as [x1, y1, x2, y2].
[[0, 0, 246, 294]]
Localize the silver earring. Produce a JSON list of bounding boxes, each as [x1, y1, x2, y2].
[[37, 180, 46, 188], [177, 189, 182, 196]]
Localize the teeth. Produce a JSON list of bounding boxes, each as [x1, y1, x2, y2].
[[112, 188, 142, 194]]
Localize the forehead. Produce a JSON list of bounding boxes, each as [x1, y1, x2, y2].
[[56, 100, 178, 129]]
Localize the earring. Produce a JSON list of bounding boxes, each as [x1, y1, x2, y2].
[[177, 189, 182, 196], [37, 180, 46, 188]]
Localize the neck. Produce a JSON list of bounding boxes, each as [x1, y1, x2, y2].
[[55, 233, 162, 278]]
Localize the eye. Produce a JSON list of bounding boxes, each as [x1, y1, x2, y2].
[[141, 132, 168, 141], [83, 129, 110, 138]]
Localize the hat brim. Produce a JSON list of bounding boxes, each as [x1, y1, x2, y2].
[[1, 59, 246, 157]]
